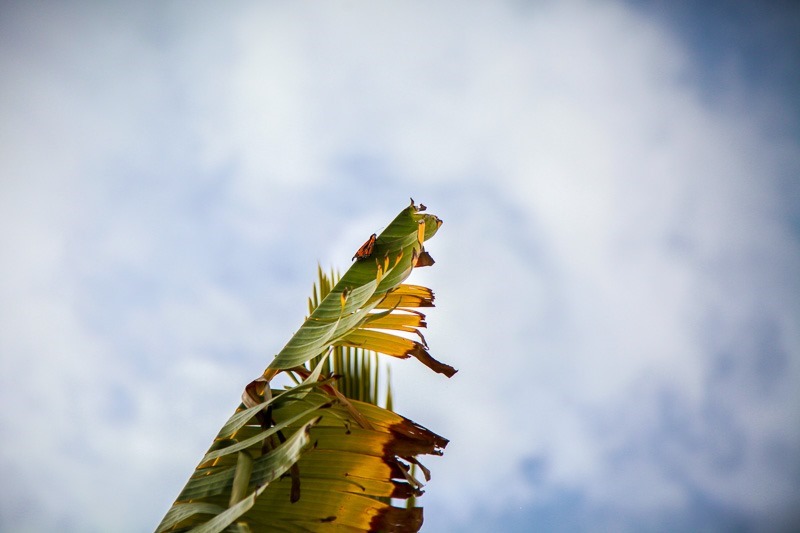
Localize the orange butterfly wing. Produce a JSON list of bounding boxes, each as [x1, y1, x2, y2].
[[352, 233, 377, 261]]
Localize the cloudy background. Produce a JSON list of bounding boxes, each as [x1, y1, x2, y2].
[[1, 1, 799, 531]]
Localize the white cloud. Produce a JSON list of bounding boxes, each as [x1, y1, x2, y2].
[[1, 1, 798, 531]]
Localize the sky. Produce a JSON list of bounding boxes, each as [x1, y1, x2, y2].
[[1, 1, 799, 532]]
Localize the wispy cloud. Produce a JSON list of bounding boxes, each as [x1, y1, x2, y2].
[[1, 1, 798, 531]]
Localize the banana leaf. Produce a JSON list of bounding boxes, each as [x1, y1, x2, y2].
[[157, 200, 455, 532]]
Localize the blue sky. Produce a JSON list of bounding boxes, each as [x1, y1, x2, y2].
[[1, 1, 798, 532]]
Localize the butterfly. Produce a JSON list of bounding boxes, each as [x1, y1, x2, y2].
[[352, 233, 377, 261]]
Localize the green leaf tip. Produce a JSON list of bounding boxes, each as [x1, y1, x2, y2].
[[263, 202, 450, 378]]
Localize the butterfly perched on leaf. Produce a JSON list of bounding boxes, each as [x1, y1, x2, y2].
[[352, 233, 377, 261]]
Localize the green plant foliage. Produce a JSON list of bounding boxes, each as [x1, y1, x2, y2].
[[306, 266, 392, 409], [157, 200, 455, 532]]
